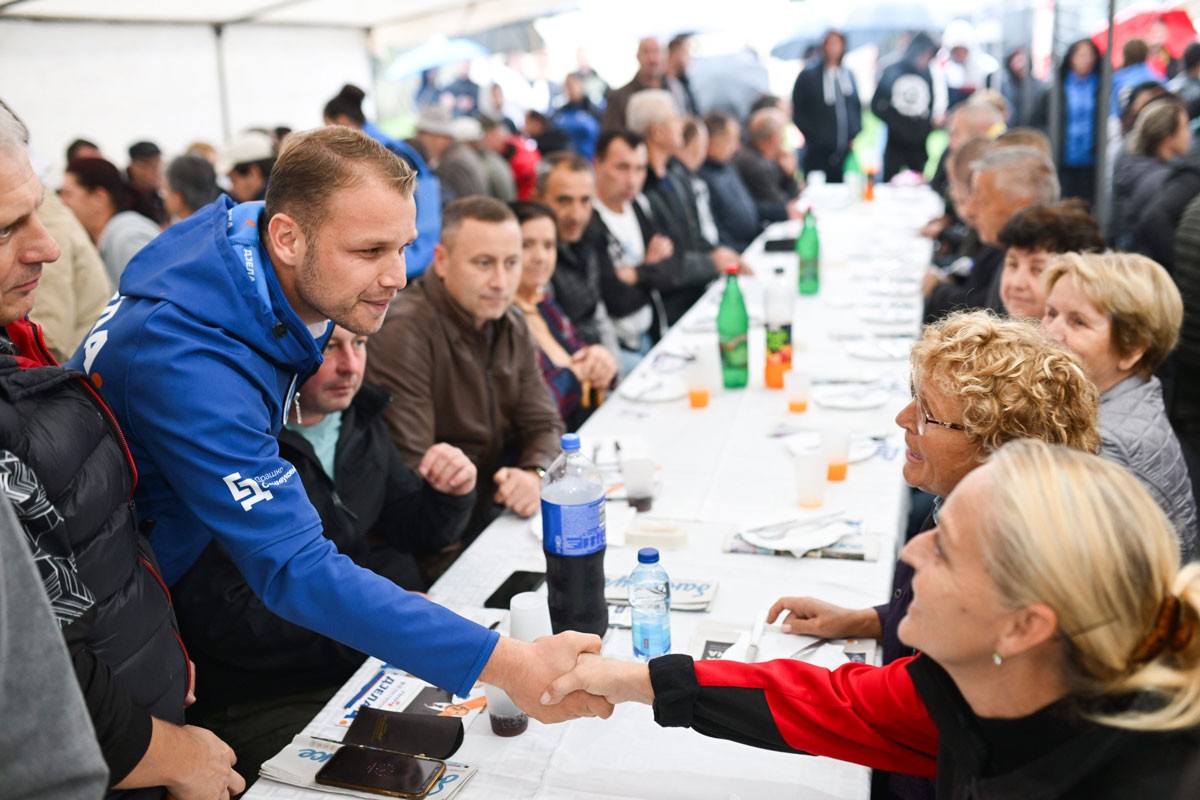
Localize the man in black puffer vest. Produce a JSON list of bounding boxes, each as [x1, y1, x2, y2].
[[0, 105, 243, 798]]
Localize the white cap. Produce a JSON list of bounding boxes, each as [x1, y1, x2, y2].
[[218, 131, 275, 175]]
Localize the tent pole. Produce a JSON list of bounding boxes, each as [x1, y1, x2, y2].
[[1094, 0, 1116, 225], [214, 23, 232, 143]]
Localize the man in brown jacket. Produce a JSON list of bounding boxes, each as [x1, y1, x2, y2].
[[366, 196, 564, 546]]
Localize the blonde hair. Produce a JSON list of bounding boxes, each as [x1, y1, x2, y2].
[[980, 440, 1200, 730], [1128, 97, 1188, 157], [912, 311, 1100, 454], [1043, 252, 1183, 378]]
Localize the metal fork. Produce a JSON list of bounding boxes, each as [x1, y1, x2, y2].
[[789, 638, 830, 661]]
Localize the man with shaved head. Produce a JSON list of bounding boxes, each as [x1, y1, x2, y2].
[[366, 196, 564, 542]]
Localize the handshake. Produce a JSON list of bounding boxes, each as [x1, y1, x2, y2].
[[481, 632, 656, 723]]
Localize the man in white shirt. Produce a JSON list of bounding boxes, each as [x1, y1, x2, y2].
[[590, 131, 679, 372]]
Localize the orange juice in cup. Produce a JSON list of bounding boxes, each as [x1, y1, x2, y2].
[[785, 370, 810, 413], [688, 387, 710, 408], [823, 431, 851, 482]]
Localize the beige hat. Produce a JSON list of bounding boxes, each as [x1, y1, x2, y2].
[[218, 131, 275, 175], [415, 107, 455, 138], [451, 116, 483, 142]]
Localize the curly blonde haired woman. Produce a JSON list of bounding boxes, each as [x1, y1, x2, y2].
[[1042, 251, 1197, 559], [765, 310, 1101, 799], [545, 440, 1200, 799]]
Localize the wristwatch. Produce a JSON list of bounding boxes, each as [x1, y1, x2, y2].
[[527, 466, 547, 479]]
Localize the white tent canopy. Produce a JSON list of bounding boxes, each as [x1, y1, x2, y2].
[[0, 0, 571, 178]]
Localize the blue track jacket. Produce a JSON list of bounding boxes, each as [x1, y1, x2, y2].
[[68, 198, 497, 697]]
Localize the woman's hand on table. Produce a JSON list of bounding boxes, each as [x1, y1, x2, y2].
[[571, 345, 617, 389], [767, 597, 883, 639], [541, 653, 654, 707]]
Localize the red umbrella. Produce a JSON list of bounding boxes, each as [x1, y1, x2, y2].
[[1092, 7, 1197, 68]]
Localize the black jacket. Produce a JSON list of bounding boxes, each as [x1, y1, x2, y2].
[[792, 60, 863, 155], [552, 237, 607, 346], [871, 36, 936, 147], [589, 199, 679, 323], [699, 158, 764, 252], [910, 657, 1200, 799], [732, 146, 800, 219], [1171, 192, 1200, 368], [175, 383, 473, 713], [0, 320, 186, 795], [1131, 151, 1200, 272], [924, 244, 1006, 324], [643, 164, 719, 324]]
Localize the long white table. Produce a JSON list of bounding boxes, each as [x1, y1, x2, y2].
[[245, 184, 943, 800]]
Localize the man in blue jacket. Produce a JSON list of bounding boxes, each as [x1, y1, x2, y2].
[[69, 126, 610, 737]]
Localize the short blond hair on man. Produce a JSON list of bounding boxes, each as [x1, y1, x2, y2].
[[265, 125, 415, 238], [911, 310, 1101, 455], [1042, 252, 1183, 379]]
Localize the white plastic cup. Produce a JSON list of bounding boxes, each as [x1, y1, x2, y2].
[[621, 457, 656, 511], [509, 591, 553, 643], [785, 370, 811, 413], [483, 683, 528, 737], [822, 431, 852, 482], [794, 450, 825, 508]]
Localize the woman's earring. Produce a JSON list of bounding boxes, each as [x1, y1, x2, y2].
[[992, 652, 1003, 667]]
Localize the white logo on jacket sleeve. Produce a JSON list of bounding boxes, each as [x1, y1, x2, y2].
[[222, 472, 274, 511]]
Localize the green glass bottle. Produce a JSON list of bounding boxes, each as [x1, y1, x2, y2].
[[717, 265, 749, 388], [797, 211, 820, 296]]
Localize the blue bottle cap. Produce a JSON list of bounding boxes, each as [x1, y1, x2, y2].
[[637, 547, 659, 564], [561, 433, 581, 451]]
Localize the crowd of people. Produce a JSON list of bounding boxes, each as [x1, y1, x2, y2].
[[1, 17, 1200, 800]]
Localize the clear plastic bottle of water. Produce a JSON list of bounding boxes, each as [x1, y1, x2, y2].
[[629, 547, 671, 661], [541, 433, 608, 637]]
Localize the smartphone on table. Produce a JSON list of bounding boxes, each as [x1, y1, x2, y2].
[[483, 570, 546, 610], [315, 745, 445, 798]]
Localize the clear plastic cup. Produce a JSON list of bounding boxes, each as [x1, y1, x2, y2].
[[794, 450, 825, 508], [785, 370, 811, 413], [509, 592, 553, 643], [823, 431, 851, 482]]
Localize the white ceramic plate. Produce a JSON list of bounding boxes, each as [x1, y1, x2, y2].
[[740, 520, 856, 556], [616, 374, 688, 403], [845, 339, 912, 361], [782, 433, 879, 463], [856, 306, 918, 324], [812, 385, 893, 411]]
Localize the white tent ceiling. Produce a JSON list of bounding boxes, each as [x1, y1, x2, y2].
[[0, 0, 576, 45], [0, 0, 577, 178]]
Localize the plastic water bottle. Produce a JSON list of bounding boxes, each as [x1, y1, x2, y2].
[[629, 548, 671, 661], [541, 433, 608, 638], [717, 265, 749, 388]]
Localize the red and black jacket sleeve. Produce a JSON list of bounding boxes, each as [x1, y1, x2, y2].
[[649, 653, 938, 777]]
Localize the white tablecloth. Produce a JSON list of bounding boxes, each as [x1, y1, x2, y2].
[[245, 184, 944, 800]]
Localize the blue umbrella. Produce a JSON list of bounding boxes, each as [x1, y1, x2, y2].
[[384, 37, 489, 80]]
